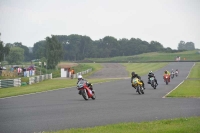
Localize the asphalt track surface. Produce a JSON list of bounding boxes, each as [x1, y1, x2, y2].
[[0, 62, 200, 133]]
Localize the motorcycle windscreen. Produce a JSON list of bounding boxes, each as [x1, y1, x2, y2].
[[77, 80, 87, 88], [132, 78, 138, 85], [150, 77, 154, 80]]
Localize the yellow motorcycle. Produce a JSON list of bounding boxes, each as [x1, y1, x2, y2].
[[132, 78, 144, 94]]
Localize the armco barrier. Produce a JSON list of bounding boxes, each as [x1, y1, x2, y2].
[[72, 68, 92, 79], [0, 73, 52, 88], [0, 78, 21, 88], [29, 73, 52, 85]]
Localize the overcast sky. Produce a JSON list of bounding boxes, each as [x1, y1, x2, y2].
[[0, 0, 200, 49]]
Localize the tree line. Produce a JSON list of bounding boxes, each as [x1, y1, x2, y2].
[[33, 34, 189, 61], [0, 33, 196, 69], [177, 41, 195, 50]]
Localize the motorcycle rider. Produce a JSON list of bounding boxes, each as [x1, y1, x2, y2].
[[171, 69, 175, 74], [77, 75, 93, 95], [163, 70, 170, 82], [171, 69, 175, 77], [147, 71, 158, 85], [175, 69, 179, 75], [131, 72, 145, 89], [164, 70, 170, 75]]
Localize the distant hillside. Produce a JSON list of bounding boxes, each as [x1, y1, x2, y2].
[[82, 50, 200, 63]]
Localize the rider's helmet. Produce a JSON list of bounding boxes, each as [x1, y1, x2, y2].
[[165, 70, 167, 74], [149, 71, 153, 74], [131, 72, 135, 76], [176, 69, 178, 71], [78, 75, 83, 81]]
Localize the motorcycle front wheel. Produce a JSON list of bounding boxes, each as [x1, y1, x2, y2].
[[91, 92, 96, 100], [140, 86, 144, 94], [137, 86, 141, 94], [153, 81, 156, 89], [82, 90, 88, 100], [166, 80, 168, 85]]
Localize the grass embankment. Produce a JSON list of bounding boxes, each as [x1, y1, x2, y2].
[[85, 50, 200, 62], [44, 117, 200, 133], [167, 62, 200, 98], [123, 63, 168, 76]]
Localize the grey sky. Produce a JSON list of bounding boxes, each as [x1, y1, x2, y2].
[[0, 0, 200, 49]]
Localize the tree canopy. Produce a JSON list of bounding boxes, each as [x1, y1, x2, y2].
[[178, 41, 195, 50]]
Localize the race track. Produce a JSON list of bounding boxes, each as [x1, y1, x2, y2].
[[0, 62, 199, 133]]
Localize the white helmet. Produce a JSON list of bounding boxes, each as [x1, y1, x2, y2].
[[78, 75, 83, 80], [149, 71, 152, 73]]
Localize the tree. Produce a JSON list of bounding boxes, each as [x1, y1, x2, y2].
[[13, 42, 32, 61], [33, 40, 46, 59], [0, 34, 10, 62], [177, 41, 195, 50], [149, 41, 164, 52], [178, 41, 185, 50], [45, 35, 63, 69], [7, 47, 24, 64], [185, 42, 195, 50]]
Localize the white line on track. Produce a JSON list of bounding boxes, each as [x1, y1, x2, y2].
[[162, 62, 196, 98]]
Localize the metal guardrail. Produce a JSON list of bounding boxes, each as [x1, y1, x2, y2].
[[0, 78, 21, 88], [29, 73, 52, 85], [71, 68, 92, 78], [0, 73, 52, 88]]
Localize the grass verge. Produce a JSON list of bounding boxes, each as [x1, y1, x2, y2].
[[122, 63, 168, 76], [167, 80, 200, 97], [188, 62, 200, 78], [167, 62, 200, 98], [44, 117, 200, 133]]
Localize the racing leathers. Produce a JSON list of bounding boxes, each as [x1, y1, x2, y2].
[[148, 72, 158, 85], [131, 74, 145, 89]]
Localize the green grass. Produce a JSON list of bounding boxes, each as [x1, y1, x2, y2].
[[0, 78, 116, 98], [44, 117, 200, 133], [122, 63, 168, 76], [85, 50, 200, 62], [167, 62, 200, 98], [188, 62, 200, 78], [167, 80, 200, 97]]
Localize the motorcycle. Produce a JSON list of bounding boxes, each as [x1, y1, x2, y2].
[[163, 74, 170, 85], [171, 71, 175, 79], [77, 80, 96, 100], [132, 78, 144, 94], [175, 71, 178, 77], [149, 77, 157, 89]]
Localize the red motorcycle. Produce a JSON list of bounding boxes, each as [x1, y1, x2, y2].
[[77, 80, 96, 100], [163, 74, 170, 85]]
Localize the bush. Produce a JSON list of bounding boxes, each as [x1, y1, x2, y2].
[[21, 77, 29, 83]]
